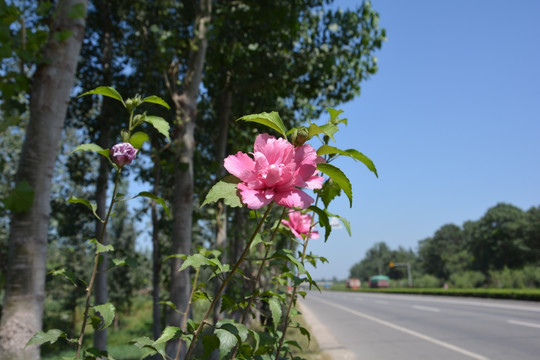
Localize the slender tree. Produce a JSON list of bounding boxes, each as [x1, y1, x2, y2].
[[0, 1, 88, 359]]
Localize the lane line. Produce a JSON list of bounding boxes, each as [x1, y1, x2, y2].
[[508, 319, 540, 329], [348, 293, 540, 313], [413, 305, 440, 313], [311, 296, 489, 360]]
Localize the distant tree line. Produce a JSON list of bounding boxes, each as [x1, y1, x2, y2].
[[349, 203, 540, 288]]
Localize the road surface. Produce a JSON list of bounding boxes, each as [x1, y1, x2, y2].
[[301, 291, 540, 360]]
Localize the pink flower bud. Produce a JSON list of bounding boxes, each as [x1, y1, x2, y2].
[[110, 142, 138, 167]]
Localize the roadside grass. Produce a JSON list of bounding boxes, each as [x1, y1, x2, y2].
[[42, 297, 329, 360]]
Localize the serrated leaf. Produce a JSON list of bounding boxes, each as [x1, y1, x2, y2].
[[132, 191, 170, 217], [26, 329, 65, 347], [201, 175, 242, 208], [144, 115, 170, 141], [130, 336, 161, 359], [71, 143, 110, 159], [67, 196, 104, 222], [237, 112, 288, 138], [307, 123, 338, 141], [308, 206, 331, 242], [129, 132, 149, 149], [93, 303, 116, 330], [268, 297, 282, 330], [79, 86, 125, 106], [178, 253, 212, 272], [215, 329, 237, 358], [318, 179, 341, 209], [326, 211, 351, 236], [345, 149, 378, 177], [317, 163, 353, 207], [326, 108, 346, 124], [270, 249, 305, 274], [153, 326, 182, 345], [3, 180, 34, 213], [142, 95, 170, 109], [89, 238, 114, 254]]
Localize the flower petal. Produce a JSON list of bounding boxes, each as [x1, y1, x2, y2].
[[274, 188, 314, 209], [304, 175, 324, 190], [238, 183, 272, 209], [224, 152, 255, 182]]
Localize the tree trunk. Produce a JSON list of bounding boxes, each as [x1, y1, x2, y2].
[[212, 86, 232, 326], [165, 1, 211, 358], [0, 1, 88, 359]]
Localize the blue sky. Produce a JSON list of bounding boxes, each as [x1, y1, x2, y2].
[[306, 0, 540, 280]]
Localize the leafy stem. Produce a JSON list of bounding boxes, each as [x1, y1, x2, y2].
[[275, 196, 319, 358], [175, 266, 201, 360], [75, 169, 122, 358], [185, 202, 275, 359], [231, 207, 288, 359]]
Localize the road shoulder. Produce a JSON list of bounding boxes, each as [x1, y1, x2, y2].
[[297, 298, 356, 360]]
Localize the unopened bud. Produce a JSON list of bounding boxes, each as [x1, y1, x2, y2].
[[290, 127, 309, 146]]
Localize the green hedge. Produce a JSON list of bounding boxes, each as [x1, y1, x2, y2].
[[329, 287, 540, 301]]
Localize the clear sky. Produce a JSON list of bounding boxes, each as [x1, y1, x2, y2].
[[306, 0, 540, 280]]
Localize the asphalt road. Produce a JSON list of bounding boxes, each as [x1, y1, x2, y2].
[[302, 291, 540, 360]]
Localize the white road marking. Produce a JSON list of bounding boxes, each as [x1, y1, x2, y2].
[[508, 319, 540, 329], [413, 305, 440, 312], [312, 296, 489, 360], [355, 293, 540, 313]]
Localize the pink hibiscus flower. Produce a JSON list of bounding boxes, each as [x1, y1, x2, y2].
[[224, 133, 324, 209], [282, 211, 319, 240]]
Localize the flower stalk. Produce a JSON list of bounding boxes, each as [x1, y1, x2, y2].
[[185, 203, 275, 359], [76, 169, 122, 358]]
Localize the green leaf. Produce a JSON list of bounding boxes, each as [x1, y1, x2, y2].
[[79, 86, 125, 106], [308, 206, 331, 242], [202, 335, 220, 359], [26, 329, 65, 347], [307, 123, 338, 141], [326, 108, 347, 125], [214, 320, 248, 358], [153, 326, 182, 345], [237, 112, 288, 139], [3, 180, 34, 213], [68, 3, 86, 19], [67, 196, 104, 222], [215, 327, 237, 358], [326, 211, 351, 236], [270, 249, 305, 274], [345, 149, 378, 177], [318, 179, 341, 209], [130, 336, 161, 359], [178, 253, 212, 272], [317, 163, 353, 207], [268, 297, 282, 330], [298, 326, 311, 343], [144, 115, 170, 141], [142, 95, 170, 109], [71, 143, 110, 159], [129, 132, 149, 149], [201, 175, 243, 208], [131, 191, 170, 217], [93, 303, 116, 330], [89, 239, 114, 254]]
